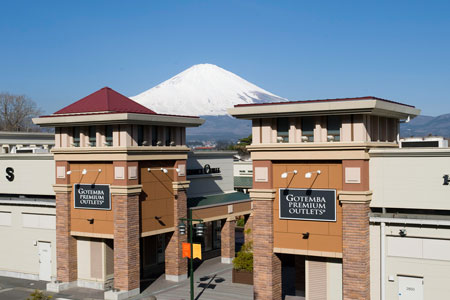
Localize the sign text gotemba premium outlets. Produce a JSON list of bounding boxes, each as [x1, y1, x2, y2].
[[74, 184, 111, 210], [279, 188, 336, 222]]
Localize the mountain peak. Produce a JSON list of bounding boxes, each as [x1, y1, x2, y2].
[[131, 64, 287, 116]]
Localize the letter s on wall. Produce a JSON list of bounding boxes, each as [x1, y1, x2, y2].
[[6, 167, 14, 182], [444, 175, 450, 186]]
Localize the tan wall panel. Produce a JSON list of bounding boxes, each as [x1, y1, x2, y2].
[[232, 202, 252, 213], [140, 161, 176, 232], [273, 162, 343, 253], [70, 162, 114, 235], [192, 206, 228, 220], [252, 119, 261, 144]]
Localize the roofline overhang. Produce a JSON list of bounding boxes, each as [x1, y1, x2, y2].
[[227, 99, 421, 120], [33, 112, 205, 128]]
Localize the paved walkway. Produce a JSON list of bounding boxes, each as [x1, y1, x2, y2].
[[135, 257, 253, 300], [0, 257, 253, 300], [0, 276, 103, 300]]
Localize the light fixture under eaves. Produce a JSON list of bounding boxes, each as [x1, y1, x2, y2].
[[281, 170, 298, 179], [66, 168, 101, 175], [147, 167, 180, 174], [305, 170, 321, 178]]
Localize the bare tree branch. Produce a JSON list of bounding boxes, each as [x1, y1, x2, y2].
[[0, 92, 43, 132]]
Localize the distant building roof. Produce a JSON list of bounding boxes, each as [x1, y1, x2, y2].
[[234, 176, 253, 189], [33, 87, 205, 128], [234, 96, 415, 109], [188, 191, 250, 209], [228, 96, 421, 120], [53, 87, 156, 116]]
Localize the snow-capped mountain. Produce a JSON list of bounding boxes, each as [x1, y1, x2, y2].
[[131, 64, 287, 116]]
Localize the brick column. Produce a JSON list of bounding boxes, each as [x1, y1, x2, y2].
[[340, 191, 372, 300], [244, 213, 253, 243], [165, 181, 189, 282], [250, 189, 281, 300], [54, 185, 77, 284], [221, 217, 236, 264], [110, 185, 142, 297]]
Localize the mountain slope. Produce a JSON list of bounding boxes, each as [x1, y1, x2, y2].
[[131, 64, 287, 116], [401, 114, 450, 137]]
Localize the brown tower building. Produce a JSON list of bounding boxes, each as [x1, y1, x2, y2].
[[229, 97, 420, 300], [34, 87, 204, 299]]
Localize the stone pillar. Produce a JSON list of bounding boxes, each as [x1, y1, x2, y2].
[[250, 189, 281, 300], [47, 184, 78, 292], [244, 213, 253, 243], [340, 191, 372, 300], [221, 217, 236, 264], [105, 185, 142, 300], [165, 181, 189, 282]]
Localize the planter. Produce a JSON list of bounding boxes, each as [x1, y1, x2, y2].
[[232, 269, 253, 285]]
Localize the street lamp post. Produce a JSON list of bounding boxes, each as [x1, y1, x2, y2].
[[178, 209, 204, 300]]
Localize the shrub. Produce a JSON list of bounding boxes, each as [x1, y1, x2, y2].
[[27, 290, 52, 300], [236, 217, 245, 227], [233, 229, 253, 272]]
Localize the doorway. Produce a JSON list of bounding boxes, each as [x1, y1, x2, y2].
[[398, 276, 424, 300], [38, 241, 52, 281]]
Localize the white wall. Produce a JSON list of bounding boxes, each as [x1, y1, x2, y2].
[[370, 223, 450, 300], [0, 204, 56, 280], [233, 161, 253, 177], [187, 152, 235, 197], [0, 154, 55, 196], [369, 149, 450, 209]]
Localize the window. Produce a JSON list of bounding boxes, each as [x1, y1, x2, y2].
[[89, 126, 96, 146], [277, 118, 289, 143], [327, 116, 341, 142], [151, 126, 158, 146], [105, 126, 113, 146], [301, 117, 315, 142], [165, 127, 172, 146], [137, 125, 144, 146], [73, 127, 80, 147]]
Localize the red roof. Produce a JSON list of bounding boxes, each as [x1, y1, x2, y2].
[[234, 96, 415, 108], [54, 87, 157, 115]]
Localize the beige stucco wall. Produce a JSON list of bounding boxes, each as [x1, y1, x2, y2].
[[0, 205, 56, 280], [370, 223, 450, 300], [370, 151, 450, 210], [370, 224, 381, 300], [327, 259, 343, 300], [0, 155, 55, 196]]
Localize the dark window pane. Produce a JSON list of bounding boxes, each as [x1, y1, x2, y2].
[[152, 126, 158, 146], [137, 125, 144, 146], [327, 116, 341, 142], [89, 126, 96, 146], [73, 127, 80, 147], [165, 127, 171, 146], [105, 126, 113, 146], [277, 118, 289, 143], [301, 117, 315, 142]]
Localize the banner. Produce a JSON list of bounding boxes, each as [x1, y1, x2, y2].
[[279, 188, 336, 222], [182, 242, 202, 259]]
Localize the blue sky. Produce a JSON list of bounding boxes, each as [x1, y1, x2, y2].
[[0, 0, 449, 116]]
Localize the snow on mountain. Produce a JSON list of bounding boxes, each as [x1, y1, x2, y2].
[[130, 64, 287, 116]]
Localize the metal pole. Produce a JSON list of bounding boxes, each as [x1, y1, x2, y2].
[[189, 209, 194, 300]]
